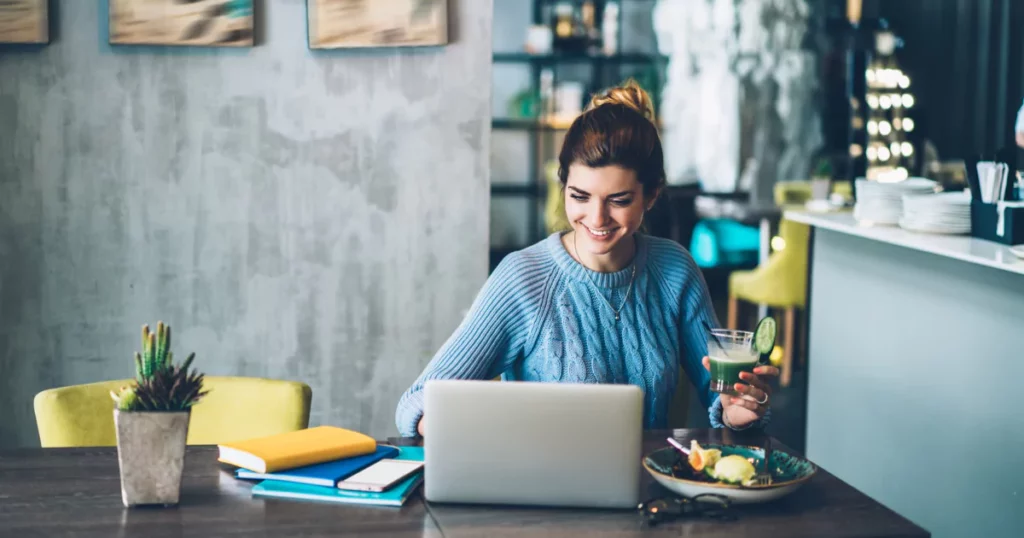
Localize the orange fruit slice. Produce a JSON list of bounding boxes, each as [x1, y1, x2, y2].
[[687, 441, 723, 473], [688, 440, 707, 471]]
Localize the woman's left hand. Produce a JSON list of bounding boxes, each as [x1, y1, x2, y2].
[[702, 357, 780, 429]]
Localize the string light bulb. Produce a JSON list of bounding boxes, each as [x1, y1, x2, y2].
[[864, 32, 915, 183], [887, 69, 901, 88], [771, 236, 786, 251]]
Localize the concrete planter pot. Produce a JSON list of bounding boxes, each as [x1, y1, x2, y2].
[[114, 409, 190, 507]]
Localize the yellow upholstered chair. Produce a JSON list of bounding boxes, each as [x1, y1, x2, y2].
[[728, 218, 810, 387], [544, 161, 571, 234], [774, 179, 853, 208], [775, 181, 814, 206], [34, 376, 312, 448]]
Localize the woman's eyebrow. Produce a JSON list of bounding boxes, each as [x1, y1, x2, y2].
[[567, 187, 633, 197]]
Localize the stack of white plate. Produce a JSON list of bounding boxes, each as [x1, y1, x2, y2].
[[899, 191, 972, 235], [854, 178, 939, 225]]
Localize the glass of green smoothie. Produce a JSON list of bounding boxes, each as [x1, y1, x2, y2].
[[706, 329, 758, 396]]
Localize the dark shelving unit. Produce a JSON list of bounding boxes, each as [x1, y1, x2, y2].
[[490, 0, 666, 271], [492, 118, 571, 131]]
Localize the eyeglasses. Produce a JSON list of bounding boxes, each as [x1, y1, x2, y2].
[[637, 493, 736, 526]]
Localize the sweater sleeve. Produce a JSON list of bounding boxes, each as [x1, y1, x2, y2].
[[670, 244, 770, 430], [394, 253, 539, 437]]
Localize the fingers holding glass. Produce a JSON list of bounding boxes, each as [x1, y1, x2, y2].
[[733, 383, 769, 407], [738, 372, 772, 396]]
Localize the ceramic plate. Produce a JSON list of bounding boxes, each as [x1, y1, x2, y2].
[[898, 218, 970, 235], [902, 190, 970, 203], [642, 444, 817, 504]]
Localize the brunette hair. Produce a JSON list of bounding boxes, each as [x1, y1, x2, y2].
[[557, 79, 665, 197]]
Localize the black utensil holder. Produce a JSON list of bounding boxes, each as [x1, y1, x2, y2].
[[970, 201, 1024, 245]]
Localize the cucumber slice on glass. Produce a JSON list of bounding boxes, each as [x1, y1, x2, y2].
[[753, 316, 777, 355]]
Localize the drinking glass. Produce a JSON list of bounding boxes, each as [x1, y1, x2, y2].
[[706, 329, 757, 396]]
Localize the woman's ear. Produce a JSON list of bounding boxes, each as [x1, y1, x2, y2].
[[646, 187, 663, 211]]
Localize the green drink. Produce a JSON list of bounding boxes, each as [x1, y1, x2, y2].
[[707, 329, 758, 396]]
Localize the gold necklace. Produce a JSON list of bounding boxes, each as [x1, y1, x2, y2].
[[572, 231, 637, 322]]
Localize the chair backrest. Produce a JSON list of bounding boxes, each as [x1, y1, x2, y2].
[[33, 376, 311, 448], [769, 218, 812, 308], [689, 219, 761, 268], [544, 160, 571, 234], [774, 181, 813, 206]]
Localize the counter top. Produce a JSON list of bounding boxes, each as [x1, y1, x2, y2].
[[785, 210, 1024, 276]]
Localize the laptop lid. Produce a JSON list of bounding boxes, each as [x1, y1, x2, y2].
[[423, 380, 643, 509]]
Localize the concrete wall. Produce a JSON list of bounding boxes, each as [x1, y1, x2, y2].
[[0, 0, 492, 448]]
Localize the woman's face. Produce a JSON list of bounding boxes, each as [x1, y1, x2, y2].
[[564, 164, 652, 260]]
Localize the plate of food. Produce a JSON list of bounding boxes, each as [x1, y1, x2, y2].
[[642, 440, 817, 504]]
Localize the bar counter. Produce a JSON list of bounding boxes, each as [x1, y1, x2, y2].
[[786, 210, 1023, 538]]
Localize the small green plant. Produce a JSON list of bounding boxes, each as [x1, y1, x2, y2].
[[110, 322, 208, 412], [813, 158, 834, 179]]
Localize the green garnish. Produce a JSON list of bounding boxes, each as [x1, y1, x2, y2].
[[753, 316, 777, 355]]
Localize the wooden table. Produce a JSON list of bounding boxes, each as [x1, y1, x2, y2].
[[0, 429, 928, 537]]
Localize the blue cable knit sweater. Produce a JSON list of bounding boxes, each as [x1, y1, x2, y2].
[[396, 232, 760, 437]]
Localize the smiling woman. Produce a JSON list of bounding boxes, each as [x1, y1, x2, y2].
[[395, 80, 781, 438], [557, 81, 663, 274]]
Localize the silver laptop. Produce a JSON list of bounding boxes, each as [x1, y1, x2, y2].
[[423, 380, 643, 509]]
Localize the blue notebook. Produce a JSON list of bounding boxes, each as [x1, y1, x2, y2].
[[236, 444, 400, 487], [252, 446, 424, 507]]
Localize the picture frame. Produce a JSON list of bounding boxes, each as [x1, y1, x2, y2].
[[108, 0, 255, 47], [308, 0, 448, 50], [0, 0, 49, 45]]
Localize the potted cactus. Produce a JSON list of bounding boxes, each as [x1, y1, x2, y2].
[[109, 322, 207, 507]]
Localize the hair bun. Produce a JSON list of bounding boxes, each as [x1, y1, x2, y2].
[[586, 79, 656, 122]]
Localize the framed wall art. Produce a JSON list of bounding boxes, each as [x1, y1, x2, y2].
[[308, 0, 448, 49], [109, 0, 254, 47], [0, 0, 48, 44]]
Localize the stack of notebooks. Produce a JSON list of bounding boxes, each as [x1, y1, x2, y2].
[[218, 425, 423, 507]]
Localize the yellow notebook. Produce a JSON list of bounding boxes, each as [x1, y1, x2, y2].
[[218, 426, 376, 473]]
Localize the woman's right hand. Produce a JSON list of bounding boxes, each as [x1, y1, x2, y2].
[[417, 416, 426, 437]]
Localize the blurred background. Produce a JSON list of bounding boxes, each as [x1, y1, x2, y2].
[[487, 0, 1024, 452]]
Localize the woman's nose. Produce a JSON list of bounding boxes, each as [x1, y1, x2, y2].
[[591, 202, 610, 225]]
